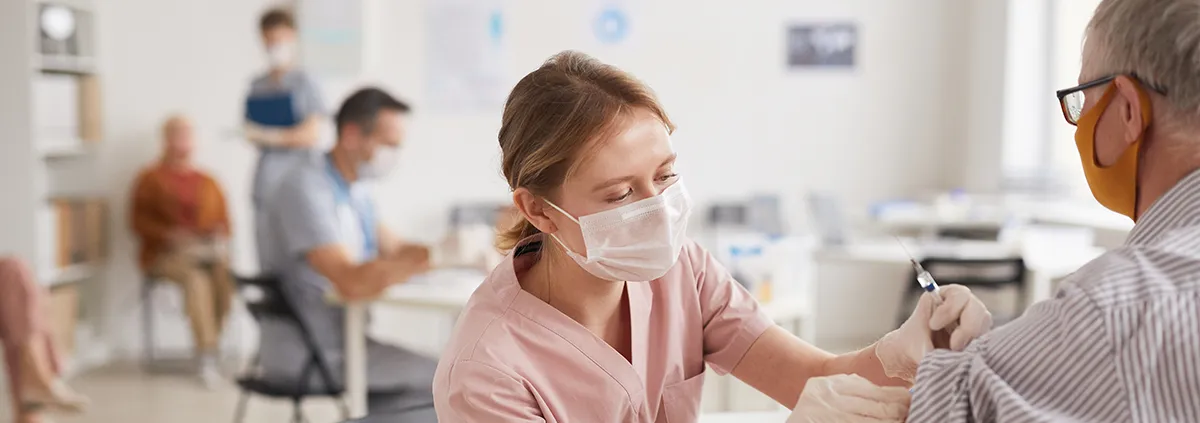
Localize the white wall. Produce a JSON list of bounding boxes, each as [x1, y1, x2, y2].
[[93, 0, 975, 354], [94, 0, 276, 355]]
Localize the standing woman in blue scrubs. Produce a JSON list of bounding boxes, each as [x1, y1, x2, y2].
[[243, 7, 328, 270]]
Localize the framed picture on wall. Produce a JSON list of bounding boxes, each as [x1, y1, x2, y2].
[[786, 22, 858, 69]]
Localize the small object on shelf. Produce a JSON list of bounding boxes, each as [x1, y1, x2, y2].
[[40, 143, 90, 159], [78, 74, 102, 142], [36, 3, 95, 74], [48, 198, 108, 276]]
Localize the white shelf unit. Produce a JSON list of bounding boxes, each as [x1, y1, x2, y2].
[[0, 0, 107, 378]]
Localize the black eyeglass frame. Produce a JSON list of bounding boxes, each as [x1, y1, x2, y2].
[[1055, 74, 1168, 126]]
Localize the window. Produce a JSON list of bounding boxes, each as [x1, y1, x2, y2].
[[1001, 0, 1100, 197]]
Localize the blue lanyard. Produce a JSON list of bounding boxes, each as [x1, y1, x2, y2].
[[325, 155, 377, 258]]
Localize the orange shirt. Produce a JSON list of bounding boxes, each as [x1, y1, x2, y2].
[[163, 168, 203, 230], [129, 165, 230, 270]]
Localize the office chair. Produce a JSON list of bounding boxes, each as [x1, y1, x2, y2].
[[896, 257, 1027, 327], [232, 274, 349, 423]]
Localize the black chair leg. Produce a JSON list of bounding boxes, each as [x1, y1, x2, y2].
[[233, 392, 249, 423], [292, 399, 306, 423]]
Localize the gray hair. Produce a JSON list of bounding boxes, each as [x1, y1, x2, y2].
[[1087, 0, 1200, 129]]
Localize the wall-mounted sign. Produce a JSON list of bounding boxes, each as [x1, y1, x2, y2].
[[593, 6, 629, 44], [787, 22, 858, 69]]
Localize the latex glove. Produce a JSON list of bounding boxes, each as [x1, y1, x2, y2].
[[786, 374, 911, 423], [876, 285, 992, 382]]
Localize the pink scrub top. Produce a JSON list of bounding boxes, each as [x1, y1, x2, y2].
[[433, 235, 774, 422]]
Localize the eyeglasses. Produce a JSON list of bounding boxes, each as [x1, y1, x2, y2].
[[1055, 74, 1167, 126]]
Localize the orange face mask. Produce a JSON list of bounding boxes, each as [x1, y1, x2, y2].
[[1073, 79, 1153, 221]]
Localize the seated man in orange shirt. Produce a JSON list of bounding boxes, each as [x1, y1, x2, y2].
[[130, 114, 233, 386]]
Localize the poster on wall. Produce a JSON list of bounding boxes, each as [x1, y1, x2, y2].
[[786, 22, 857, 69], [425, 0, 509, 114], [299, 0, 364, 77]]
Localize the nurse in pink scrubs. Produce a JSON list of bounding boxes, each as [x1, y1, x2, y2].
[[433, 51, 993, 422]]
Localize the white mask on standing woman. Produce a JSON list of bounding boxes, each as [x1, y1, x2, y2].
[[545, 181, 693, 282], [266, 42, 296, 69]]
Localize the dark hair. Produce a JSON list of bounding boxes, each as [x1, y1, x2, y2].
[[335, 87, 412, 137], [259, 8, 295, 32]]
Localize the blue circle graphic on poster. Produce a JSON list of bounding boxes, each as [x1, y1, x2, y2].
[[489, 10, 503, 42], [594, 6, 628, 44]]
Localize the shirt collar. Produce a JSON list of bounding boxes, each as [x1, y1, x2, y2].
[[1125, 168, 1200, 246]]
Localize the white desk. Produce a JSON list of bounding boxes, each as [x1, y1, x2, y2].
[[336, 269, 486, 418], [816, 238, 1104, 306]]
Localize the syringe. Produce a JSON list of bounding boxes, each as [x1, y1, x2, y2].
[[895, 237, 957, 333], [911, 260, 944, 306]]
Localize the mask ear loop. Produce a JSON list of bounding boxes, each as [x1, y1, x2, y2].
[[542, 199, 580, 224], [541, 199, 588, 261], [539, 199, 582, 307]]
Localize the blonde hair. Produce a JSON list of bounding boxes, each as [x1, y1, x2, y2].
[[1087, 0, 1200, 131], [496, 51, 675, 251]]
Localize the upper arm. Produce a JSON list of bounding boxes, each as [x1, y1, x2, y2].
[[129, 172, 156, 225], [275, 174, 340, 260], [208, 175, 230, 213], [437, 361, 544, 423], [908, 291, 1119, 422], [131, 172, 152, 208], [688, 242, 774, 374], [297, 73, 327, 117]]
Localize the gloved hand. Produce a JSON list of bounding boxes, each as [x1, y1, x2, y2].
[[876, 285, 992, 382], [786, 374, 911, 423]]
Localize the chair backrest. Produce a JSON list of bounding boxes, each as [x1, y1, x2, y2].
[[918, 257, 1026, 286], [234, 274, 342, 391], [236, 274, 296, 322]]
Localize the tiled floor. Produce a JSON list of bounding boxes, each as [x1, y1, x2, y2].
[[50, 364, 345, 423]]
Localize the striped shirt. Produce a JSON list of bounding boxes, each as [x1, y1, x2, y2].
[[909, 169, 1200, 423]]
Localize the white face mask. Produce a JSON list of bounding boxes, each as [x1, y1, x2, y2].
[[266, 42, 296, 69], [545, 181, 693, 282], [359, 144, 400, 179]]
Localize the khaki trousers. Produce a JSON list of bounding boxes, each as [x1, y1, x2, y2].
[[152, 250, 233, 352]]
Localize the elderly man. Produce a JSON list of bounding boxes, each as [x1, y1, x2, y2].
[[130, 115, 233, 386], [908, 0, 1200, 421]]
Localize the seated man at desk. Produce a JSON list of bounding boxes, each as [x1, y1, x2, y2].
[[909, 0, 1200, 420], [260, 87, 436, 416], [130, 114, 233, 386]]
